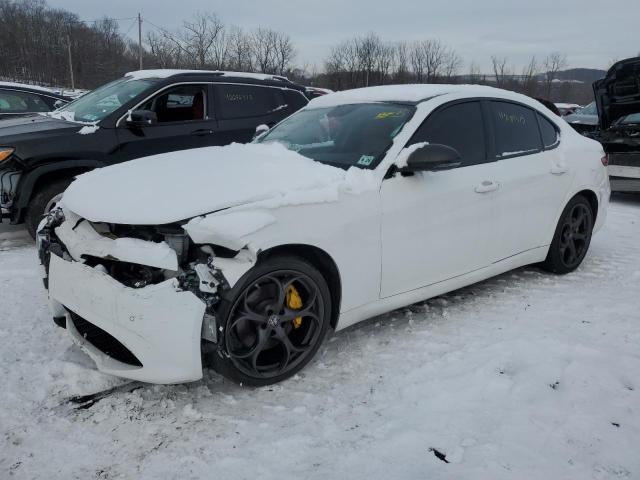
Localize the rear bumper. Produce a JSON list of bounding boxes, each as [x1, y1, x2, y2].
[[608, 154, 640, 192], [48, 253, 206, 384]]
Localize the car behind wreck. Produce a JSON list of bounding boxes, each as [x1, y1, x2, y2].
[[38, 84, 609, 387], [593, 57, 640, 192]]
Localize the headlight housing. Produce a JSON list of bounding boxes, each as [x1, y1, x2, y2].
[[0, 148, 15, 163]]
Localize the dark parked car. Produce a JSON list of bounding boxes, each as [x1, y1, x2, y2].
[[0, 70, 309, 236], [564, 101, 599, 135], [592, 57, 640, 192], [0, 82, 72, 119]]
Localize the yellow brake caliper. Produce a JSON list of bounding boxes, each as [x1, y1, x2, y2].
[[286, 284, 303, 329]]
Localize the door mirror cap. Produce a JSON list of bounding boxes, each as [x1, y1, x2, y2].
[[253, 124, 270, 140], [126, 109, 158, 127], [399, 144, 462, 173], [53, 99, 66, 110]]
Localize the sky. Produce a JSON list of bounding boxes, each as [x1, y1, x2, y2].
[[48, 0, 639, 73]]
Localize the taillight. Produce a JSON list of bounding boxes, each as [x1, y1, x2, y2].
[[601, 154, 609, 166]]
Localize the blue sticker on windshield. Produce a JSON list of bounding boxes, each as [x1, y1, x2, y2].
[[357, 155, 375, 166]]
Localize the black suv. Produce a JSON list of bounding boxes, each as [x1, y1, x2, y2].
[[0, 70, 309, 236], [0, 82, 72, 119]]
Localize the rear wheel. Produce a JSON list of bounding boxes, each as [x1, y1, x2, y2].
[[209, 255, 332, 386], [542, 195, 594, 274], [25, 178, 72, 239]]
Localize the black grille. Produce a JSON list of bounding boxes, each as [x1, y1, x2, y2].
[[70, 312, 143, 367]]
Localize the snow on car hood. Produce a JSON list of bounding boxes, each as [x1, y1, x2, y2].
[[62, 142, 376, 225]]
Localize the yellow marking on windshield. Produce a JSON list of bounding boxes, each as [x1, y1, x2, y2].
[[375, 111, 405, 120]]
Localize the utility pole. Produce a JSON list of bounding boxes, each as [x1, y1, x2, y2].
[[138, 13, 143, 70], [66, 34, 75, 90]]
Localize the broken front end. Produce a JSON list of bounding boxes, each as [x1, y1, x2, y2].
[[38, 206, 256, 384]]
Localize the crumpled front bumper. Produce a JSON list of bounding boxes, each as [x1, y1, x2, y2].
[[48, 253, 206, 384]]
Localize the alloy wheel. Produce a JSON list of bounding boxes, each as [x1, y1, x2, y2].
[[558, 203, 592, 269], [224, 270, 325, 379]]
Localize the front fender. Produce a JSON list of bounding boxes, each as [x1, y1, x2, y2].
[[14, 160, 105, 220], [184, 191, 382, 316]]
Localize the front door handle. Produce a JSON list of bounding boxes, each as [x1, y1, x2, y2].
[[550, 164, 568, 175], [191, 129, 214, 136], [475, 180, 500, 193]]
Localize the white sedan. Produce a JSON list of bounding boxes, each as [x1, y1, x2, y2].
[[38, 84, 610, 386]]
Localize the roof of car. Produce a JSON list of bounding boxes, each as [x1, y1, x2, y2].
[[308, 84, 541, 108], [0, 81, 69, 98], [124, 69, 291, 83]]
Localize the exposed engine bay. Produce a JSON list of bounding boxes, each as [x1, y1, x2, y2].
[[38, 205, 257, 352]]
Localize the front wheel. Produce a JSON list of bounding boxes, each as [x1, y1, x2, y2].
[[542, 195, 594, 274], [209, 255, 332, 386], [25, 178, 73, 239]]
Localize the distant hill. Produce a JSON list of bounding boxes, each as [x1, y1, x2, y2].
[[544, 68, 607, 83]]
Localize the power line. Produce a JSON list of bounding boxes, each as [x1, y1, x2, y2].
[[77, 16, 138, 25]]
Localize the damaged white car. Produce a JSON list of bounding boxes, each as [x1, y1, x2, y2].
[[38, 84, 610, 386]]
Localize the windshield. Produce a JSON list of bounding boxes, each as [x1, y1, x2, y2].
[[578, 102, 597, 116], [258, 103, 416, 169], [54, 77, 158, 123], [617, 113, 640, 125]]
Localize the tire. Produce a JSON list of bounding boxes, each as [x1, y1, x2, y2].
[[25, 178, 73, 239], [209, 255, 332, 387], [541, 195, 594, 274]]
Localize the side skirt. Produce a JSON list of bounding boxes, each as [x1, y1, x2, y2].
[[335, 246, 548, 331]]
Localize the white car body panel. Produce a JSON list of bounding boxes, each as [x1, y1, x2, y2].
[[41, 84, 610, 384]]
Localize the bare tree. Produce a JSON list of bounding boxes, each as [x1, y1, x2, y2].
[[251, 27, 278, 73], [226, 26, 253, 71], [521, 55, 539, 96], [147, 31, 184, 68], [491, 56, 511, 88], [442, 49, 462, 82], [542, 52, 568, 97], [181, 12, 224, 68], [394, 42, 409, 83], [468, 61, 483, 84], [274, 32, 296, 75], [410, 39, 448, 83]]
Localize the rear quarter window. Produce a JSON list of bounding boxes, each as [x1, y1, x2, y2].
[[537, 113, 560, 149], [490, 101, 542, 158]]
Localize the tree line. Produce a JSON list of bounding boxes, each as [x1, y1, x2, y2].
[[1, 0, 593, 103]]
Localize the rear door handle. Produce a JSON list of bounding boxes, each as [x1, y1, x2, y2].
[[191, 129, 214, 136], [550, 164, 568, 175], [475, 180, 500, 193]]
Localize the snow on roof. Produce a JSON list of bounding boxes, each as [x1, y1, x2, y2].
[[308, 84, 535, 108], [0, 81, 57, 94], [124, 69, 288, 82]]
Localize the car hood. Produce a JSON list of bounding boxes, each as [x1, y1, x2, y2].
[[593, 57, 640, 130], [0, 114, 81, 148], [62, 142, 351, 225], [564, 113, 598, 125]]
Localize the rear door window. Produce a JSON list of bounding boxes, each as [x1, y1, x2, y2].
[[215, 85, 285, 119], [490, 101, 543, 158], [408, 101, 487, 167]]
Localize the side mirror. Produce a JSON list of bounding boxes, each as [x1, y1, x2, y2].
[[399, 144, 462, 173], [53, 99, 66, 110], [253, 124, 270, 140], [126, 109, 157, 127]]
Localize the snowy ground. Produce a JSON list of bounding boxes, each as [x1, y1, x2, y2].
[[1, 196, 639, 480]]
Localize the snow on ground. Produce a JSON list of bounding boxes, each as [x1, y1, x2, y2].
[[1, 197, 640, 480]]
